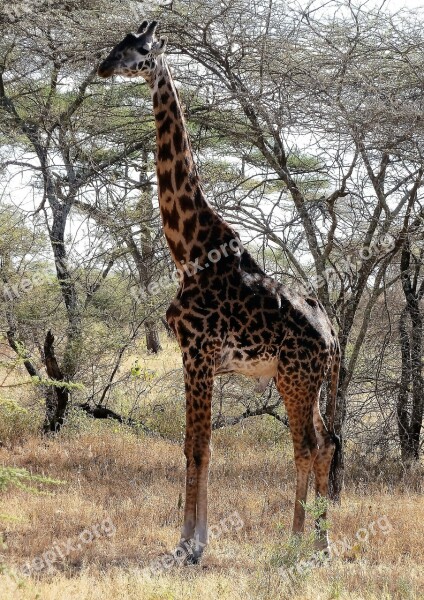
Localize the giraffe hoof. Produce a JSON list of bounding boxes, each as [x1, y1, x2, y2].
[[185, 551, 202, 565], [314, 548, 332, 567], [175, 539, 205, 566], [314, 536, 331, 555]]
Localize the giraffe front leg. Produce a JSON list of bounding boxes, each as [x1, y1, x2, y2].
[[177, 359, 213, 564], [179, 427, 196, 543]]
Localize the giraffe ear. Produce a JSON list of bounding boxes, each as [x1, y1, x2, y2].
[[144, 20, 159, 41], [137, 21, 148, 34], [152, 37, 167, 55]]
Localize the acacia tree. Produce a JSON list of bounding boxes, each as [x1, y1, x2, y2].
[[157, 0, 424, 495], [1, 0, 423, 471], [0, 2, 169, 429]]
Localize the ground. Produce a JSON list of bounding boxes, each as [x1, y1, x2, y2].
[[0, 423, 423, 600]]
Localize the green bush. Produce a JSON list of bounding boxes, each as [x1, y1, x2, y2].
[[0, 396, 40, 445]]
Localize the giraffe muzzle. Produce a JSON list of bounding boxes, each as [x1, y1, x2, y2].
[[97, 61, 115, 78]]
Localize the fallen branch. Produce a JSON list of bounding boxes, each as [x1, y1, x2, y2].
[[77, 402, 157, 436], [212, 405, 289, 430]]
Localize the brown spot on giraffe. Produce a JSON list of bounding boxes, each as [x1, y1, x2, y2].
[[158, 141, 173, 161], [157, 169, 173, 195], [98, 19, 340, 563], [173, 126, 183, 153]]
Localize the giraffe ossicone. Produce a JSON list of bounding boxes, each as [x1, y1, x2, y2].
[[98, 20, 341, 564]]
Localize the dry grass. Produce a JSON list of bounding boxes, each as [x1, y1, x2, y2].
[[0, 422, 423, 600]]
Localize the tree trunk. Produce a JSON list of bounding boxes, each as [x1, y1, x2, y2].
[[409, 304, 423, 460], [397, 239, 424, 463], [328, 359, 347, 502], [38, 204, 82, 432], [43, 330, 69, 433], [50, 204, 82, 379], [145, 319, 162, 353], [397, 307, 414, 462], [139, 149, 162, 354], [397, 304, 423, 462]]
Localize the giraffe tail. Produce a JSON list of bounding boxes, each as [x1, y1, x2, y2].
[[328, 341, 342, 500], [327, 341, 340, 434]]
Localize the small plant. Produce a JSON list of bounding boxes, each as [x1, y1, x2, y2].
[[328, 579, 345, 599], [270, 531, 316, 571], [301, 496, 331, 536], [271, 497, 332, 584], [0, 531, 28, 587], [0, 466, 64, 495], [0, 533, 8, 576], [397, 578, 414, 600]]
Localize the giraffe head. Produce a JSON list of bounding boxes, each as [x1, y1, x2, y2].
[[98, 21, 167, 81]]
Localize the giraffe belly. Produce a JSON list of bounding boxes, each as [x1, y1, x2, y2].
[[215, 347, 278, 380]]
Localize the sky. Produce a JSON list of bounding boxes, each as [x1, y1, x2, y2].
[[385, 0, 423, 7], [302, 0, 424, 14], [334, 0, 423, 7], [303, 0, 424, 11]]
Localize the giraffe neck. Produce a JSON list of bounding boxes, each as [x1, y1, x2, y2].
[[150, 56, 237, 272]]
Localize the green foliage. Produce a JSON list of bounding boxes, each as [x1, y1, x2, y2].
[[270, 497, 331, 582], [301, 496, 330, 533], [0, 208, 47, 258], [31, 376, 85, 392], [130, 360, 157, 381], [0, 463, 64, 552]]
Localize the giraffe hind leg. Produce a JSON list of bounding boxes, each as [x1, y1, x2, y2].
[[276, 372, 319, 537], [312, 402, 336, 551]]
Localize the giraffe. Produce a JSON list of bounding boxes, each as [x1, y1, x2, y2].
[[98, 20, 340, 563]]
